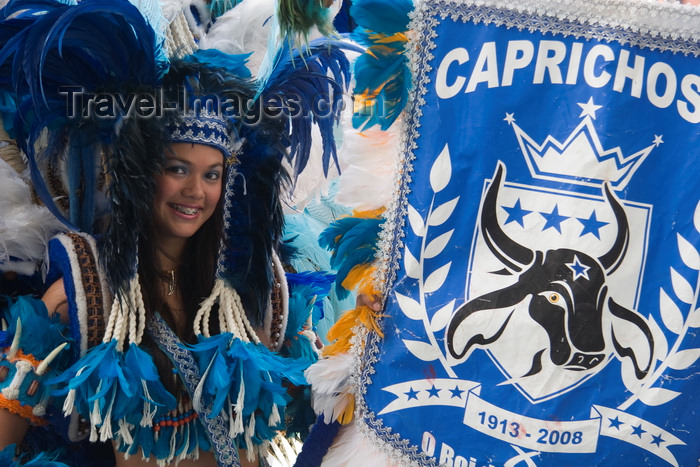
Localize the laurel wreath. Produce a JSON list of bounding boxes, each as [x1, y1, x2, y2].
[[395, 143, 459, 378], [395, 144, 700, 409], [618, 200, 700, 410]]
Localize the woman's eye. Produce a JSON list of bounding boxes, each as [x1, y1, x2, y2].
[[206, 171, 222, 181], [166, 165, 186, 175]]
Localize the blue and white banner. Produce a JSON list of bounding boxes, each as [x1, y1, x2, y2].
[[358, 1, 700, 466]]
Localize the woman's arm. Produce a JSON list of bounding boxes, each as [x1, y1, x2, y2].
[[0, 278, 69, 450]]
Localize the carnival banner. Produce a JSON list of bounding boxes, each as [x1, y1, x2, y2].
[[359, 1, 700, 465]]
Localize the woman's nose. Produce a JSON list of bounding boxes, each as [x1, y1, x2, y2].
[[182, 177, 204, 199]]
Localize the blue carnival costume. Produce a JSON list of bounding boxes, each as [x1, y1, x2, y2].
[[0, 0, 355, 464]]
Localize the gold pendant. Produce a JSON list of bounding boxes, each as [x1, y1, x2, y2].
[[167, 270, 176, 296]]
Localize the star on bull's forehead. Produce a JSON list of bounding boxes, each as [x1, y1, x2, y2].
[[566, 255, 590, 281]]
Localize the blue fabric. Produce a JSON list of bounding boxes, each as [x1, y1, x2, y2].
[[46, 236, 83, 359], [293, 416, 341, 467], [360, 2, 700, 467]]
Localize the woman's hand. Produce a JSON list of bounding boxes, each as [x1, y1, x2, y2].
[[356, 293, 382, 312]]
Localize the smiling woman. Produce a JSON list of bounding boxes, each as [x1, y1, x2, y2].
[[0, 0, 350, 464]]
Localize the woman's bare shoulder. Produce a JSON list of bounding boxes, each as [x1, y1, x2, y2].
[[42, 278, 69, 323]]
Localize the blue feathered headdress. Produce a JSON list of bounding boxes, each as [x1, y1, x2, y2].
[[0, 0, 167, 234]]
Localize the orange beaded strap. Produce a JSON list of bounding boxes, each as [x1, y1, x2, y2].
[[0, 349, 62, 426]]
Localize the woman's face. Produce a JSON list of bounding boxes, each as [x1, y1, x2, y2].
[[152, 143, 224, 247]]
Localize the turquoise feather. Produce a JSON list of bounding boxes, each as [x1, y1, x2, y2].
[[350, 0, 413, 35], [187, 334, 310, 445], [319, 215, 383, 298], [3, 296, 70, 361]]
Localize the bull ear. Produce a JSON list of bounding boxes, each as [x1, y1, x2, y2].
[[608, 298, 654, 379], [446, 305, 514, 362]]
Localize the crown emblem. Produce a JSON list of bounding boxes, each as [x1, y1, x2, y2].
[[505, 98, 660, 190]]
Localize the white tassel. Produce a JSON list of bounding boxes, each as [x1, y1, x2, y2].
[[228, 401, 236, 438], [168, 423, 178, 463], [117, 419, 134, 446], [62, 388, 77, 414], [177, 422, 190, 463], [98, 386, 117, 441], [232, 367, 245, 436], [268, 404, 280, 426], [140, 381, 157, 427], [244, 412, 256, 451], [90, 384, 103, 425], [89, 416, 99, 443], [244, 418, 257, 462], [192, 355, 215, 413], [2, 360, 32, 399], [32, 389, 51, 416]]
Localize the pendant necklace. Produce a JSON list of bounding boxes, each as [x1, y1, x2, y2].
[[166, 270, 176, 296]]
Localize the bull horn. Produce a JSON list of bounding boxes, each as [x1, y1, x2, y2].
[[481, 162, 534, 272], [598, 183, 630, 274]]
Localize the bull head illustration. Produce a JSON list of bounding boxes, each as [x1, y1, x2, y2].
[[445, 163, 654, 386]]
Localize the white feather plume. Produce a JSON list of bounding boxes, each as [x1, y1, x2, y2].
[[158, 0, 190, 23], [334, 109, 401, 211], [305, 353, 355, 423], [198, 0, 276, 78], [321, 422, 400, 467], [0, 158, 65, 276], [200, 0, 342, 80]]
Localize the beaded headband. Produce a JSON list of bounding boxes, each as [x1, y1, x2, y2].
[[166, 109, 239, 165]]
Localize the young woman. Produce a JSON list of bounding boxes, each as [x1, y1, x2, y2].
[[0, 51, 316, 467]]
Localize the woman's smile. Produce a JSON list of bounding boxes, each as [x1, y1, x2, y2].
[[169, 202, 203, 217]]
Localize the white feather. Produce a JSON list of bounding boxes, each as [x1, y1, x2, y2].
[[199, 0, 276, 77], [200, 0, 342, 80], [159, 0, 190, 22], [334, 110, 401, 211], [0, 158, 65, 276], [305, 353, 356, 423], [282, 125, 339, 210], [321, 422, 400, 467]]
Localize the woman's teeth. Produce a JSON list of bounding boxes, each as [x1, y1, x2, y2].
[[172, 204, 199, 215]]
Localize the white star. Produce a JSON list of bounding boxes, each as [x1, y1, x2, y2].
[[566, 255, 591, 281], [653, 135, 663, 147], [578, 97, 603, 120], [504, 113, 515, 125]]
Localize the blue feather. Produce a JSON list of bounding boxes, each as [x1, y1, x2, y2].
[[0, 443, 71, 467], [51, 340, 176, 436], [180, 48, 252, 79], [351, 28, 411, 131], [0, 0, 166, 232], [188, 334, 310, 445], [287, 271, 335, 325], [260, 38, 362, 179], [319, 215, 382, 298], [3, 296, 70, 361], [349, 0, 413, 35], [208, 0, 242, 20]]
